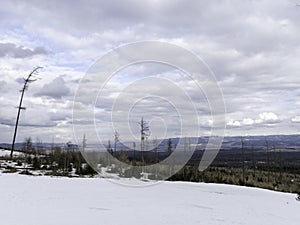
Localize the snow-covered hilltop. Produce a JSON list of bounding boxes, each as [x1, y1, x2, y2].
[[0, 173, 299, 225]]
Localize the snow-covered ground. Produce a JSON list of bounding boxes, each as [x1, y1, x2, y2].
[[0, 173, 299, 225], [0, 149, 22, 157]]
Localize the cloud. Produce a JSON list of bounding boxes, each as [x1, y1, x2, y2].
[[291, 116, 300, 123], [243, 118, 255, 126], [0, 0, 300, 141], [0, 80, 7, 91], [0, 43, 47, 58], [255, 112, 279, 124], [241, 112, 280, 126], [34, 76, 70, 99], [227, 119, 241, 127]]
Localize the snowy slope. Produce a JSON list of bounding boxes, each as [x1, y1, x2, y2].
[[0, 173, 299, 225], [0, 149, 22, 157]]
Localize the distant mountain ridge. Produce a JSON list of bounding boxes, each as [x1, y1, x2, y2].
[[1, 134, 300, 151]]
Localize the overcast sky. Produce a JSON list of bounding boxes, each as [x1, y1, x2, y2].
[[1, 0, 300, 144]]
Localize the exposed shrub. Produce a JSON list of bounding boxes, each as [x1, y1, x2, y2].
[[296, 193, 300, 201]]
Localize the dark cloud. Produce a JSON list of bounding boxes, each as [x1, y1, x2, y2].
[[0, 43, 47, 58], [15, 77, 25, 84], [34, 76, 70, 99], [0, 118, 14, 127]]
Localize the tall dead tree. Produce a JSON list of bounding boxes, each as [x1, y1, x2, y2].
[[265, 139, 270, 183], [251, 144, 256, 177], [113, 130, 120, 156], [241, 137, 245, 184], [133, 142, 136, 163], [139, 117, 149, 163], [10, 67, 42, 158]]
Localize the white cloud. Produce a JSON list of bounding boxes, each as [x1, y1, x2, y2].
[[291, 116, 300, 123], [241, 112, 279, 126], [227, 119, 241, 127], [256, 112, 279, 124], [242, 118, 255, 126]]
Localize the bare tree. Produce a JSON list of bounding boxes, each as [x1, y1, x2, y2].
[[107, 140, 112, 153], [251, 144, 256, 177], [274, 147, 282, 184], [139, 117, 150, 163], [11, 67, 42, 158], [113, 130, 120, 156], [241, 137, 245, 184], [23, 137, 33, 171], [168, 138, 173, 155], [82, 134, 87, 151], [133, 142, 136, 162], [265, 139, 270, 183], [153, 137, 159, 163]]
